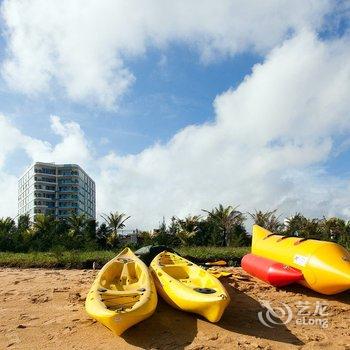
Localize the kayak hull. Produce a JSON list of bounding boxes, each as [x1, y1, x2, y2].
[[85, 247, 157, 335], [150, 251, 230, 322]]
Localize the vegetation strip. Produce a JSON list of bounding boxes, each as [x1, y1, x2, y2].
[[1, 205, 349, 269], [0, 247, 250, 269]]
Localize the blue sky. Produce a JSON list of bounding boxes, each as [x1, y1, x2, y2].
[[1, 46, 260, 158], [1, 1, 350, 228], [0, 42, 261, 179]]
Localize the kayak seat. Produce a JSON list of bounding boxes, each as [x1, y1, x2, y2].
[[162, 266, 190, 280], [160, 263, 188, 267], [99, 289, 142, 296], [116, 257, 134, 264], [102, 293, 142, 312]]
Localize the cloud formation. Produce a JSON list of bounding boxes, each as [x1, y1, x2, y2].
[[1, 2, 350, 228], [95, 31, 350, 227], [2, 30, 350, 228], [1, 0, 333, 108]]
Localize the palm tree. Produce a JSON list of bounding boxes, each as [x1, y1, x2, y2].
[[168, 216, 181, 236], [203, 204, 245, 246], [31, 214, 55, 235], [284, 213, 322, 239], [66, 214, 88, 240], [284, 212, 307, 236], [17, 214, 31, 233], [0, 217, 16, 251], [101, 212, 131, 247], [176, 215, 201, 246], [29, 214, 56, 250], [319, 217, 348, 243], [0, 217, 16, 233], [248, 209, 283, 233]]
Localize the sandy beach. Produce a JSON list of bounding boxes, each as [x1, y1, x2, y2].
[[0, 267, 349, 350]]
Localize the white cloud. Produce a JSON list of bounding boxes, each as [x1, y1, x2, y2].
[[95, 31, 350, 228], [1, 19, 350, 229], [48, 116, 92, 166], [0, 171, 18, 218], [1, 0, 333, 108], [0, 115, 54, 167]]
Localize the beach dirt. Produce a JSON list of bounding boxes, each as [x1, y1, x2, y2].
[[0, 267, 349, 350]]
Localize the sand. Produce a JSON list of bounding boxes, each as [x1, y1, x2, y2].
[[0, 267, 349, 350]]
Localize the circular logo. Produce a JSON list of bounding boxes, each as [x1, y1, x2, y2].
[[258, 300, 293, 328]]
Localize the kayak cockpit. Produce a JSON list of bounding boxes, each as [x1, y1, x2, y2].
[[97, 255, 149, 312]]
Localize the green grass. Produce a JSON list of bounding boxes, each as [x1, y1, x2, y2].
[[0, 251, 116, 269], [178, 246, 249, 265], [0, 246, 250, 269]]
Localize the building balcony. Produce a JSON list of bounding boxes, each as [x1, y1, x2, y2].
[[34, 188, 56, 192], [57, 197, 78, 201], [34, 171, 56, 176], [34, 203, 55, 207], [35, 179, 56, 183], [57, 190, 79, 194], [56, 173, 79, 177], [57, 206, 78, 209]]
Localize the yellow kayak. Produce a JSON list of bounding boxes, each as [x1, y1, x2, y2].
[[85, 247, 157, 335], [250, 225, 350, 295], [150, 251, 230, 322]]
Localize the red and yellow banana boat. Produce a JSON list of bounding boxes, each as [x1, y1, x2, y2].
[[241, 225, 350, 295]]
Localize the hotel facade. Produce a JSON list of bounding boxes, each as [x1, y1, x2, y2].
[[18, 162, 96, 220]]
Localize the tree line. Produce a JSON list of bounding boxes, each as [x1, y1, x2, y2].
[[0, 205, 349, 252]]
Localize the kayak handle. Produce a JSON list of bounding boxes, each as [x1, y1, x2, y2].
[[294, 238, 309, 245], [263, 233, 279, 240], [276, 235, 296, 242]]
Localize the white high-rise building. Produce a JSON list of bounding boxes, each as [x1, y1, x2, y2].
[[18, 162, 96, 220]]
